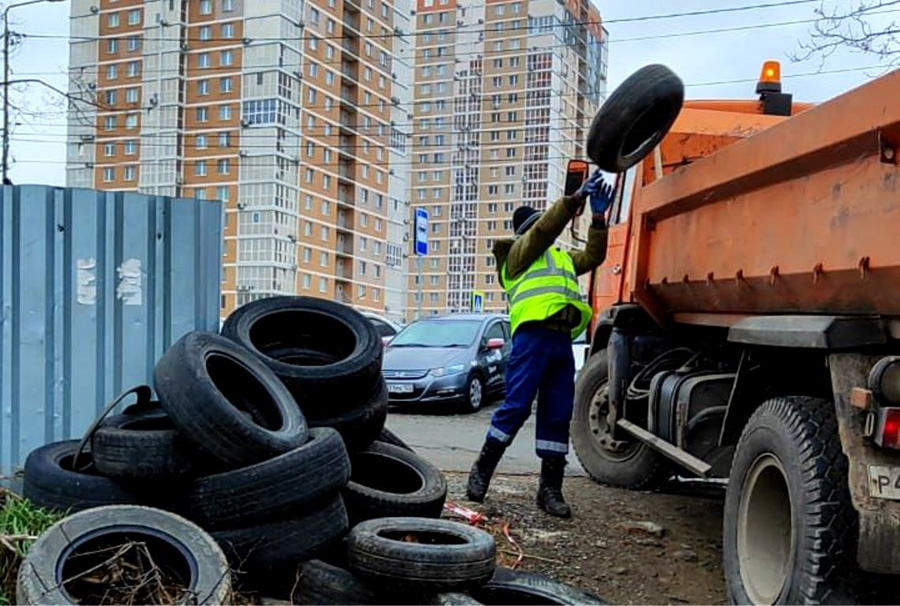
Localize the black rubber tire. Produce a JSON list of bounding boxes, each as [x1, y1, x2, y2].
[[307, 379, 389, 451], [427, 593, 484, 605], [586, 64, 684, 172], [22, 441, 174, 513], [343, 440, 447, 525], [377, 426, 414, 451], [291, 560, 381, 605], [470, 568, 609, 605], [186, 427, 350, 530], [91, 407, 194, 480], [16, 505, 232, 605], [348, 517, 496, 591], [723, 397, 857, 605], [153, 331, 308, 468], [572, 352, 668, 489], [221, 296, 383, 410], [212, 494, 349, 578]]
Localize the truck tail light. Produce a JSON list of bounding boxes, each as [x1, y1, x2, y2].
[[875, 408, 900, 449]]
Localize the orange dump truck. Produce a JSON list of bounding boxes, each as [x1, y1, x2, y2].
[[572, 64, 900, 604]]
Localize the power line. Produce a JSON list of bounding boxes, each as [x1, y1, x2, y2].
[[21, 0, 827, 45]]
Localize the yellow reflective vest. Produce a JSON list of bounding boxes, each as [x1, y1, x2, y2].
[[501, 247, 592, 339]]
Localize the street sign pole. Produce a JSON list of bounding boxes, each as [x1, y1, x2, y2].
[[414, 208, 428, 320]]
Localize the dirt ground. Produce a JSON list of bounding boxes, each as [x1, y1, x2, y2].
[[445, 473, 727, 605]]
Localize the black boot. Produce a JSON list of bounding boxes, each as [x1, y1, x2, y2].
[[466, 440, 506, 503], [537, 457, 572, 518]]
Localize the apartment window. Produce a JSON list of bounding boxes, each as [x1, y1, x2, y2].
[[488, 185, 498, 195], [196, 107, 209, 122], [103, 167, 115, 182], [487, 202, 497, 213], [505, 165, 516, 176], [199, 26, 212, 41], [106, 39, 118, 54], [361, 214, 369, 227], [375, 218, 382, 232], [493, 59, 502, 69], [218, 159, 230, 175], [303, 247, 312, 263], [127, 61, 140, 77], [321, 226, 329, 241], [219, 104, 232, 120], [108, 12, 120, 27], [305, 168, 313, 183], [127, 35, 141, 52], [198, 53, 211, 68], [195, 161, 207, 176], [104, 90, 117, 106], [196, 134, 208, 149], [323, 175, 331, 189], [304, 222, 312, 237], [310, 7, 320, 24], [320, 252, 328, 267], [505, 184, 515, 194], [106, 64, 118, 80], [199, 0, 212, 15], [494, 4, 505, 15], [506, 148, 516, 158], [307, 88, 317, 104], [308, 37, 317, 51], [302, 274, 311, 290], [220, 77, 233, 93], [327, 18, 336, 34], [319, 278, 327, 293], [103, 143, 115, 157], [325, 71, 335, 86], [124, 166, 136, 181], [217, 186, 230, 202], [223, 0, 235, 11], [124, 140, 137, 155], [103, 116, 116, 131], [125, 113, 138, 129], [509, 75, 519, 86], [217, 132, 230, 148], [321, 201, 330, 216], [360, 237, 368, 252], [358, 261, 367, 276], [510, 57, 520, 67], [220, 50, 234, 67], [126, 87, 139, 103], [198, 79, 210, 95]]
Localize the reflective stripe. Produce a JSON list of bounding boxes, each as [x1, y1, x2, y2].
[[536, 439, 569, 454], [505, 251, 556, 299], [511, 285, 583, 306], [488, 425, 512, 444]]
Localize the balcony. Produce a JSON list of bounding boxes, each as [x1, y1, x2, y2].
[[337, 210, 353, 230], [336, 237, 354, 255], [341, 59, 359, 81], [338, 184, 355, 206], [338, 160, 355, 181], [335, 288, 352, 304], [340, 87, 358, 106], [343, 13, 360, 32]]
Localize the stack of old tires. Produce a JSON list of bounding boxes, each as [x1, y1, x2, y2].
[[20, 297, 449, 597]]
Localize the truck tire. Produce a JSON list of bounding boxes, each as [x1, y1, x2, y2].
[[221, 296, 382, 410], [91, 407, 194, 480], [377, 427, 414, 451], [343, 440, 447, 524], [17, 505, 231, 605], [348, 518, 496, 591], [586, 64, 684, 172], [154, 331, 308, 468], [186, 427, 350, 529], [571, 352, 667, 489], [723, 397, 857, 605]]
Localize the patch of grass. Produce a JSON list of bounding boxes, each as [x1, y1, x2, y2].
[[0, 490, 63, 605]]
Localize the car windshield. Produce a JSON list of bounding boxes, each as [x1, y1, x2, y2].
[[390, 320, 482, 348]]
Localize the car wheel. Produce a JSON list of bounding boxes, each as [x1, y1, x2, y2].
[[465, 374, 484, 413]]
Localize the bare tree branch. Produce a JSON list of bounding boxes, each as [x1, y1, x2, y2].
[[794, 0, 900, 66]]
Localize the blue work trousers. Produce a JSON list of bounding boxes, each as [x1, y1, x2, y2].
[[486, 323, 575, 458]]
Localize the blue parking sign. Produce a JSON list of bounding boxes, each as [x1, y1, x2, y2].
[[415, 208, 428, 256]]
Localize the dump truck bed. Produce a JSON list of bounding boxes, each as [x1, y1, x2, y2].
[[627, 70, 900, 325]]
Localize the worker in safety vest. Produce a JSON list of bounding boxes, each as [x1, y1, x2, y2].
[[466, 171, 613, 517]]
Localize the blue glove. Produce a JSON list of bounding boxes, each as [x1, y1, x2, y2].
[[576, 171, 615, 216]]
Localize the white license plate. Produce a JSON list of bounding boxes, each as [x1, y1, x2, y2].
[[387, 383, 414, 394], [868, 465, 900, 499]]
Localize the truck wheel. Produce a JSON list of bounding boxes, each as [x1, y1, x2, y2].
[[586, 64, 684, 172], [571, 352, 667, 489], [723, 397, 856, 605]]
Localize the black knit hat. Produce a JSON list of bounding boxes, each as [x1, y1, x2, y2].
[[513, 206, 540, 235]]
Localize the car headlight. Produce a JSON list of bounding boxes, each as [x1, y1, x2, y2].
[[870, 357, 900, 405], [431, 364, 466, 377]]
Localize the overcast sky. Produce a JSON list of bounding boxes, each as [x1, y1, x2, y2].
[[4, 0, 897, 186]]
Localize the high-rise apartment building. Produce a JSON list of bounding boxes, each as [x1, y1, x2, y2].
[[66, 0, 412, 323], [407, 0, 607, 317]]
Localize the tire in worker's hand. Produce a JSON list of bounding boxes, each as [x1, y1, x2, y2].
[[587, 64, 684, 172]]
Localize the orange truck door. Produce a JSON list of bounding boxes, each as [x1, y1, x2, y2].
[[592, 167, 638, 314]]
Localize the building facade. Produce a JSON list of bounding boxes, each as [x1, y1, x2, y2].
[[67, 0, 411, 323], [407, 0, 607, 318]]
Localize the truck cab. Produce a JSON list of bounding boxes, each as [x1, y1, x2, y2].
[[573, 63, 900, 604]]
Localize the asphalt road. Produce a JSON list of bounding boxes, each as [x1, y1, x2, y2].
[[385, 399, 586, 476]]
